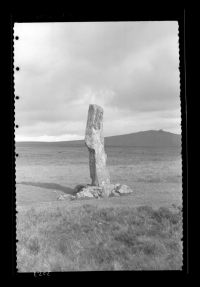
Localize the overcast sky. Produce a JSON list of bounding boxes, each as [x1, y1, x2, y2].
[[14, 21, 180, 142]]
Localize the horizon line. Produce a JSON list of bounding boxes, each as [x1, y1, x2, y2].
[[15, 129, 181, 143]]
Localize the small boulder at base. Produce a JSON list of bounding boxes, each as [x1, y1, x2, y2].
[[114, 184, 133, 195], [75, 185, 104, 199], [72, 183, 133, 200], [75, 188, 94, 199]]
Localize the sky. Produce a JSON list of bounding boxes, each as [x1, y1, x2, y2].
[[14, 21, 181, 142]]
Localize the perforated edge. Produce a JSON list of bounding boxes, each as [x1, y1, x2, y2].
[[13, 23, 18, 273], [177, 20, 183, 271]]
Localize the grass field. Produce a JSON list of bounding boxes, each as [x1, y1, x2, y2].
[[16, 145, 182, 271], [17, 202, 182, 271]]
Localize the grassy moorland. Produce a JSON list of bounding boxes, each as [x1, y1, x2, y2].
[[17, 203, 182, 271]]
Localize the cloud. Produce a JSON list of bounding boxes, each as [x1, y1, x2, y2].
[[14, 21, 180, 141]]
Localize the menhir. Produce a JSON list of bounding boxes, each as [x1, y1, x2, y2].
[[85, 104, 112, 196]]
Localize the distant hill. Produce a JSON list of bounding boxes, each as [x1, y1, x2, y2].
[[105, 130, 181, 147], [16, 130, 181, 148]]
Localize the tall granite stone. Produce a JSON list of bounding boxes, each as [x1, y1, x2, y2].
[[57, 104, 134, 201], [85, 104, 111, 196]]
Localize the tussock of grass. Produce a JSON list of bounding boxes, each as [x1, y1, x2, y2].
[[17, 204, 182, 272]]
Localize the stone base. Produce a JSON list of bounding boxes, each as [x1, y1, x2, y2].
[[57, 183, 133, 201]]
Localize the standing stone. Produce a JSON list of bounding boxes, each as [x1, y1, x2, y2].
[[85, 104, 111, 196]]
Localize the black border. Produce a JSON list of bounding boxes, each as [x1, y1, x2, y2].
[[3, 9, 190, 280]]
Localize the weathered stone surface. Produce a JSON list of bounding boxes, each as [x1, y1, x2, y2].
[[74, 185, 102, 199], [76, 188, 94, 199], [72, 183, 133, 199], [85, 104, 111, 195]]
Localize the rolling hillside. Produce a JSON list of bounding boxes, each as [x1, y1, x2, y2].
[[105, 130, 181, 147], [16, 130, 181, 148]]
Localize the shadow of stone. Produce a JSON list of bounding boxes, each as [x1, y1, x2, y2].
[[18, 181, 75, 195]]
